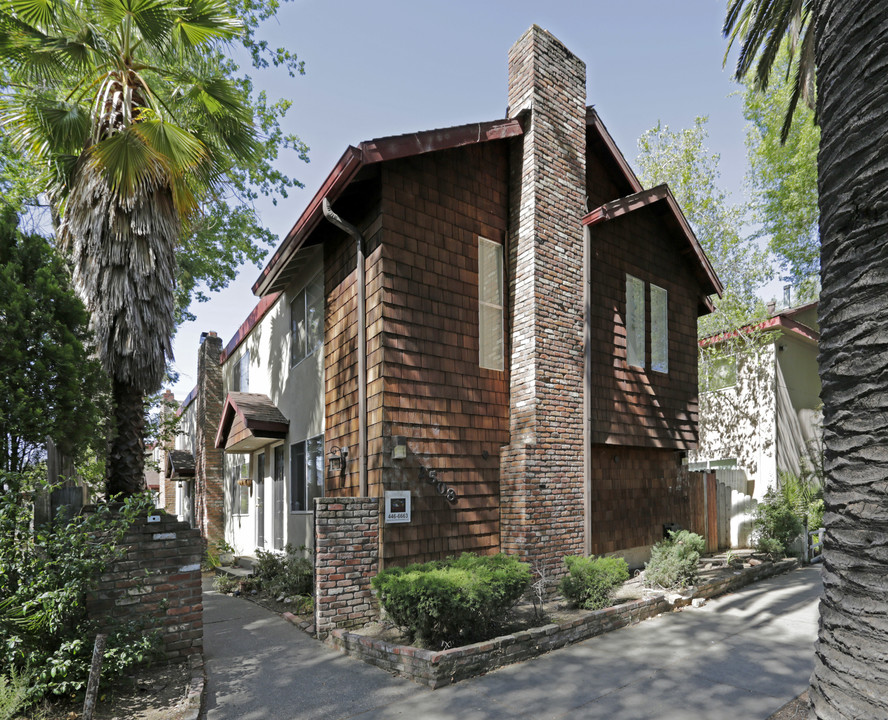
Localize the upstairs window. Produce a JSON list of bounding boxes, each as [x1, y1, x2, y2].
[[291, 273, 324, 367], [626, 274, 646, 369], [625, 275, 669, 374], [651, 284, 668, 373], [232, 349, 250, 392], [479, 237, 504, 370]]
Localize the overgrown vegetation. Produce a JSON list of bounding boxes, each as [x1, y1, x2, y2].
[[752, 482, 807, 559], [558, 555, 629, 610], [643, 530, 706, 590], [372, 553, 531, 649], [0, 474, 162, 706], [254, 544, 313, 598]]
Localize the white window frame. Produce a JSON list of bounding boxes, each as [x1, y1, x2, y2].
[[479, 237, 505, 371], [233, 455, 250, 516], [290, 272, 324, 368], [289, 434, 324, 513]]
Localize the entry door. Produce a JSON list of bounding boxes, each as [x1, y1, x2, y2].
[[273, 445, 284, 550], [256, 452, 266, 548]]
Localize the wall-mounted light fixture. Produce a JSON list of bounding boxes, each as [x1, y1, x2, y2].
[[329, 446, 349, 475], [392, 436, 407, 460]]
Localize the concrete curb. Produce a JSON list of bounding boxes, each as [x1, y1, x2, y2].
[[182, 652, 205, 720]]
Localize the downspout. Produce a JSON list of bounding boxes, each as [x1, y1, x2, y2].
[[322, 198, 368, 498], [583, 223, 592, 556]]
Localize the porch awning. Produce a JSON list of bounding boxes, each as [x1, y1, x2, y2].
[[166, 449, 195, 479], [214, 392, 289, 453]]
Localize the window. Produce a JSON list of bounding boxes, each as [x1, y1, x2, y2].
[[702, 355, 737, 392], [625, 275, 669, 374], [289, 434, 324, 512], [290, 273, 324, 367], [233, 456, 249, 515], [651, 284, 668, 373], [626, 274, 645, 369], [232, 349, 250, 392], [479, 237, 504, 370]]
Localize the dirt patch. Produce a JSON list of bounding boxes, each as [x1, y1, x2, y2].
[[768, 691, 809, 719], [32, 662, 191, 720]]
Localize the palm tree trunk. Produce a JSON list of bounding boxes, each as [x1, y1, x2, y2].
[[810, 2, 888, 717], [107, 380, 147, 497]]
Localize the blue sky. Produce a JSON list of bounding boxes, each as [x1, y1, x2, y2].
[[170, 1, 752, 397]]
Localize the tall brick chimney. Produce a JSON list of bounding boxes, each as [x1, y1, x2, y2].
[[500, 26, 587, 578], [195, 331, 224, 548]]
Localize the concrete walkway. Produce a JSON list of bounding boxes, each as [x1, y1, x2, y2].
[[202, 565, 822, 720]]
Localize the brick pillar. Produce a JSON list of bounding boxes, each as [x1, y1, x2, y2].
[[500, 26, 587, 578], [196, 332, 224, 548]]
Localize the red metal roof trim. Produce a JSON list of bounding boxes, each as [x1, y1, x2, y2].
[[252, 118, 524, 297], [220, 292, 281, 365], [582, 184, 723, 298], [699, 315, 820, 348], [177, 385, 198, 416]]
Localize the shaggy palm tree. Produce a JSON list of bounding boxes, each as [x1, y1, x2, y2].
[[725, 1, 888, 717], [723, 0, 815, 142], [0, 0, 259, 495]]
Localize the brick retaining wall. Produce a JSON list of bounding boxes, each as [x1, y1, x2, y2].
[[87, 513, 203, 661], [315, 497, 380, 639]]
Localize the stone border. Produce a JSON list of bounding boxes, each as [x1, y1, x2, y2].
[[326, 557, 800, 688]]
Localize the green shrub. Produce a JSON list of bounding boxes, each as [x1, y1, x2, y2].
[[558, 555, 629, 610], [255, 544, 313, 597], [371, 553, 531, 648], [644, 530, 706, 589], [0, 671, 29, 720], [752, 488, 804, 558], [0, 479, 162, 705], [213, 574, 239, 594]]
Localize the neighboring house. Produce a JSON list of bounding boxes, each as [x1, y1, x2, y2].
[[166, 26, 722, 575], [691, 301, 821, 502]]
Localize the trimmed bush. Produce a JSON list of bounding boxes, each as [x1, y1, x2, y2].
[[371, 553, 531, 648], [644, 530, 706, 589], [559, 555, 629, 610]]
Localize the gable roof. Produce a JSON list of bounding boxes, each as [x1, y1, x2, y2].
[[166, 449, 195, 478], [585, 107, 643, 196], [582, 183, 723, 307], [252, 117, 524, 297], [215, 392, 290, 452]]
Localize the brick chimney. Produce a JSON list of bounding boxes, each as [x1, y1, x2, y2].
[[195, 331, 224, 548], [500, 26, 587, 578]]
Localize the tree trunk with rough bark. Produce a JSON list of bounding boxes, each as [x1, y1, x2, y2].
[[106, 380, 148, 498], [810, 2, 888, 717]]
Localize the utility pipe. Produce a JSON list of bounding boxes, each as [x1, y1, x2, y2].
[[322, 198, 368, 498]]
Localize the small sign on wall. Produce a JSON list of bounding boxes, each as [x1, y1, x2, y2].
[[384, 491, 411, 524]]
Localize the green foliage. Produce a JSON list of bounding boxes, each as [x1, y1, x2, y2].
[[0, 670, 29, 720], [0, 210, 109, 473], [743, 44, 820, 296], [558, 555, 629, 610], [644, 530, 706, 590], [254, 544, 313, 598], [752, 487, 804, 558], [213, 574, 239, 594], [0, 482, 160, 704], [635, 117, 771, 336], [371, 553, 531, 648]]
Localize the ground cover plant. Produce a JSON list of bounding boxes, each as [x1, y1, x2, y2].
[[559, 555, 630, 610], [371, 553, 531, 649], [0, 475, 161, 708], [643, 530, 706, 590], [752, 486, 805, 559]]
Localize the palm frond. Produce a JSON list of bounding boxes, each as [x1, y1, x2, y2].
[[86, 126, 167, 200], [172, 0, 241, 50], [93, 0, 174, 50]]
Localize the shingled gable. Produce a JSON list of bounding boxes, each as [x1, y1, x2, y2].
[[582, 183, 724, 314], [215, 392, 290, 453], [251, 117, 524, 297], [165, 449, 195, 478]]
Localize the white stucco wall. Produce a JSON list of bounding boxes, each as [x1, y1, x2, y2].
[[221, 247, 325, 556]]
